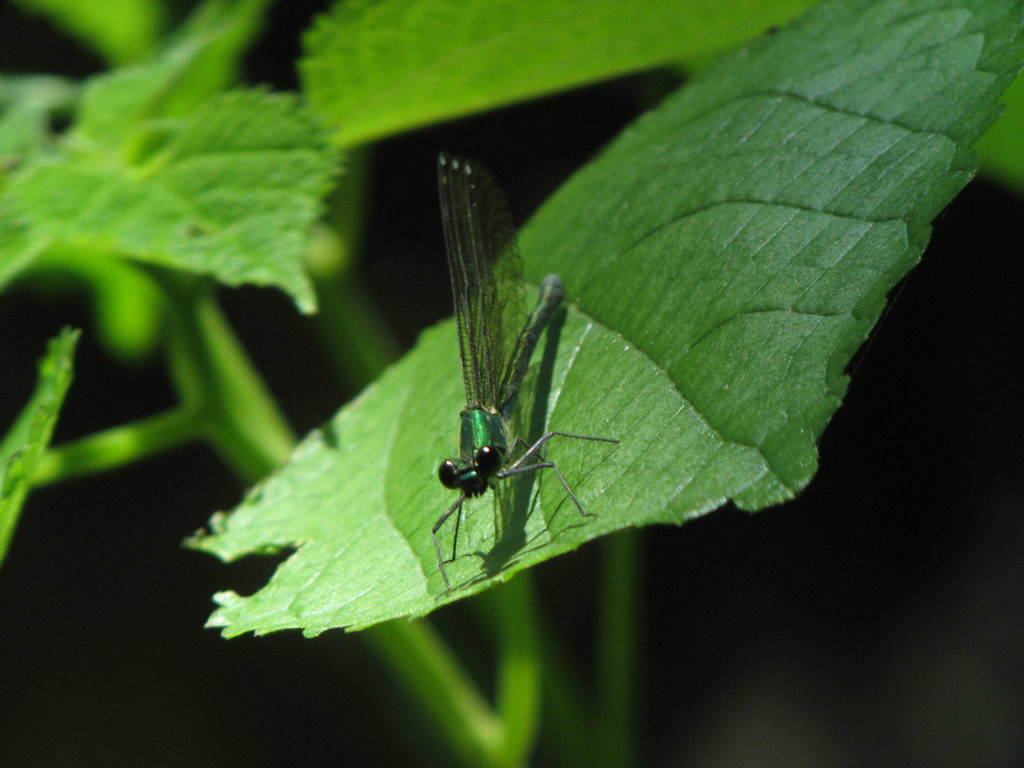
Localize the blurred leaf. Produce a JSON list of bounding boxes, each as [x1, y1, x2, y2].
[[70, 35, 214, 152], [977, 71, 1024, 189], [0, 74, 79, 114], [3, 89, 338, 311], [0, 328, 79, 567], [29, 249, 165, 361], [13, 0, 164, 65], [0, 14, 331, 312], [193, 0, 1024, 635], [39, 0, 277, 134], [159, 0, 278, 117], [0, 213, 45, 288], [0, 75, 79, 173], [0, 103, 48, 169], [302, 0, 817, 147]]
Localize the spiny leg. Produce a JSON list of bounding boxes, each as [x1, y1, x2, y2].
[[498, 459, 591, 519], [432, 494, 466, 591], [504, 430, 619, 474], [498, 431, 618, 518]]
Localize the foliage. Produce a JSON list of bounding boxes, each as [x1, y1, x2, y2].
[[196, 0, 1023, 632], [0, 329, 77, 564], [1, 0, 1022, 766]]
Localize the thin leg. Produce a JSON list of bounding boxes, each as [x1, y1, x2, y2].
[[450, 497, 464, 562], [498, 431, 617, 520], [504, 430, 618, 474], [498, 460, 592, 518], [432, 494, 465, 591]]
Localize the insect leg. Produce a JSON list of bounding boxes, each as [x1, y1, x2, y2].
[[432, 494, 466, 591], [503, 430, 618, 473], [498, 460, 592, 519]]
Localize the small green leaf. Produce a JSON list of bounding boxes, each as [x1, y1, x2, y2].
[[0, 75, 78, 173], [0, 212, 46, 290], [13, 0, 164, 65], [0, 103, 47, 168], [302, 0, 817, 147], [0, 328, 79, 566], [4, 90, 338, 311], [158, 0, 278, 117], [194, 0, 1024, 634], [70, 35, 217, 151], [58, 0, 278, 139]]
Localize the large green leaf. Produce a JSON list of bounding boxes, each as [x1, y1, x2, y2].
[[0, 328, 79, 566], [302, 0, 817, 147], [193, 0, 1024, 635]]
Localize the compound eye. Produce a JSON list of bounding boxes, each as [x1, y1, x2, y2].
[[438, 459, 460, 489], [475, 445, 502, 476]]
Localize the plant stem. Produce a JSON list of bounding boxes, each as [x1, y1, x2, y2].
[[31, 407, 199, 486], [307, 231, 400, 391], [595, 531, 640, 768], [306, 150, 400, 391], [161, 274, 294, 481], [29, 272, 293, 487], [365, 619, 503, 767], [491, 574, 542, 766]]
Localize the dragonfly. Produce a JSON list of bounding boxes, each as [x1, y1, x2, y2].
[[433, 153, 617, 591]]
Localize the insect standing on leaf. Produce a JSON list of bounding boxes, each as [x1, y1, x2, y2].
[[433, 153, 618, 591]]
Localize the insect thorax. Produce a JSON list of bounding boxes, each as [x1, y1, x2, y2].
[[459, 406, 508, 460]]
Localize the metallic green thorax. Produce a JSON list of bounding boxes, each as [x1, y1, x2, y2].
[[461, 407, 508, 460], [441, 406, 509, 496]]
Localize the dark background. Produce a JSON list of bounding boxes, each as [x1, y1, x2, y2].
[[2, 2, 1022, 766]]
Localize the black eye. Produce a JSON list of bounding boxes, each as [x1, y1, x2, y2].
[[475, 445, 502, 476], [438, 459, 459, 489]]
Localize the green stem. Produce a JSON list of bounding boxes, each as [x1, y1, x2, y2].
[[29, 273, 294, 487], [161, 274, 294, 481], [31, 407, 199, 487], [306, 150, 400, 391], [308, 232, 400, 391], [490, 574, 542, 766], [365, 620, 503, 767], [595, 531, 640, 768]]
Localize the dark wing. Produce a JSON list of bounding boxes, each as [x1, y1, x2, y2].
[[437, 153, 524, 409]]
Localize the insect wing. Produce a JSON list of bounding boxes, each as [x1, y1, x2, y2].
[[438, 153, 525, 409]]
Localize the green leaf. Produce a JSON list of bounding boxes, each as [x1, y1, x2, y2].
[[3, 90, 338, 311], [0, 328, 79, 566], [0, 75, 79, 173], [193, 0, 1024, 635], [59, 0, 278, 140], [0, 103, 48, 169], [302, 0, 818, 147], [977, 71, 1024, 189], [70, 35, 218, 152], [12, 0, 165, 65], [0, 212, 46, 289], [158, 0, 278, 117]]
